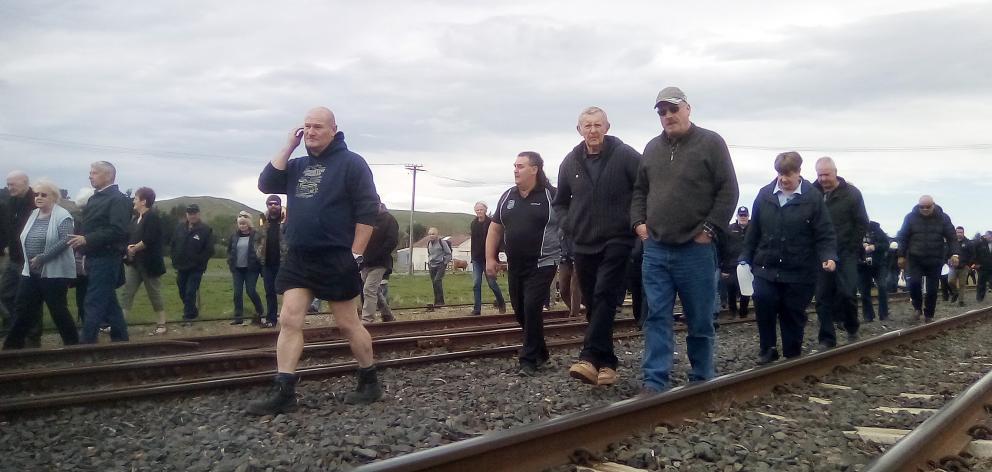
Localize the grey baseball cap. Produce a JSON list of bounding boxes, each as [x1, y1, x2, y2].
[[654, 86, 687, 107]]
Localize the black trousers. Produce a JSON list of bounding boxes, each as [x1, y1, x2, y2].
[[907, 258, 942, 318], [816, 252, 860, 346], [726, 273, 751, 316], [3, 276, 79, 349], [753, 277, 816, 358], [977, 269, 992, 302], [507, 263, 556, 366], [429, 265, 445, 305], [574, 243, 631, 370]]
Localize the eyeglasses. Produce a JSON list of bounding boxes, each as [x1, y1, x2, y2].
[[656, 104, 681, 117], [36, 193, 49, 198]]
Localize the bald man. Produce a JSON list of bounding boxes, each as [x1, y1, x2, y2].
[[812, 157, 868, 348], [0, 171, 42, 344], [251, 107, 382, 415], [896, 195, 959, 322]]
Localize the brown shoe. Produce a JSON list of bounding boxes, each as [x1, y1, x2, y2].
[[597, 367, 617, 385], [569, 361, 598, 385]]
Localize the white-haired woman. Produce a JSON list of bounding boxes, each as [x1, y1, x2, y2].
[[3, 180, 79, 349], [227, 211, 264, 325]]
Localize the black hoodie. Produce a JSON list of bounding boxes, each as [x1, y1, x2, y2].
[[552, 135, 641, 254]]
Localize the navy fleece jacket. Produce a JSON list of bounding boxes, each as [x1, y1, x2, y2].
[[258, 131, 379, 251]]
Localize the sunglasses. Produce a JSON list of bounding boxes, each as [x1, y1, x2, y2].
[[656, 104, 681, 117]]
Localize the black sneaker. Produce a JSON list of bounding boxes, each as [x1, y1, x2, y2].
[[847, 331, 860, 342], [757, 349, 779, 365], [247, 376, 299, 416], [518, 362, 538, 377], [817, 342, 835, 352], [344, 366, 383, 405]]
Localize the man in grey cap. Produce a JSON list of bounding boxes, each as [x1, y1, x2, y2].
[[631, 86, 739, 393], [170, 203, 215, 325]]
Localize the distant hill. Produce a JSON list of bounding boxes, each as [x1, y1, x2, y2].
[[157, 196, 261, 222], [388, 209, 475, 244], [154, 196, 474, 247]]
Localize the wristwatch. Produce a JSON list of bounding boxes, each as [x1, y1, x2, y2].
[[353, 253, 364, 265]]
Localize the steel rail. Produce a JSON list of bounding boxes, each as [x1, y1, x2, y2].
[[0, 331, 648, 413], [866, 362, 992, 471], [354, 305, 991, 472]]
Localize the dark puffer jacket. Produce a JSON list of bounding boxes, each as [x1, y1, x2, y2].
[[740, 179, 837, 285], [723, 221, 748, 273], [812, 177, 868, 256], [896, 204, 958, 267]]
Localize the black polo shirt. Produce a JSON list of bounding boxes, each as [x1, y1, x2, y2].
[[493, 185, 560, 268]]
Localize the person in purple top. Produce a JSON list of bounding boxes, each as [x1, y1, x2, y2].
[[249, 107, 382, 415]]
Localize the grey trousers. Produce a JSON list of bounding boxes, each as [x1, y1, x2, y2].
[[120, 264, 165, 312], [361, 266, 393, 322]]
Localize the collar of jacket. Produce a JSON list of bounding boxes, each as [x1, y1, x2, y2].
[[572, 134, 621, 160], [307, 131, 349, 159], [661, 122, 697, 145], [761, 178, 813, 204], [812, 176, 849, 195]]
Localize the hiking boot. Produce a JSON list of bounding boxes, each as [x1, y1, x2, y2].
[[817, 342, 834, 352], [344, 365, 383, 405], [382, 314, 396, 322], [518, 362, 538, 377], [246, 375, 299, 416], [597, 367, 617, 385], [847, 331, 860, 343], [569, 361, 598, 385]]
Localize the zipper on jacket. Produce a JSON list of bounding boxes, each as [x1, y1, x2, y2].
[[670, 142, 679, 161]]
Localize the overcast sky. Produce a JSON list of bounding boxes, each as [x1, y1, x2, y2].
[[2, 1, 990, 235]]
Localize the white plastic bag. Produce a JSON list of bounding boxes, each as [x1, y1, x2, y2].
[[897, 270, 907, 288], [737, 263, 755, 296]]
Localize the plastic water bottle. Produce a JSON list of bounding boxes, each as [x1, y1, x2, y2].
[[737, 263, 755, 296]]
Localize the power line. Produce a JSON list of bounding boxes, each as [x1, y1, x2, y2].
[[728, 144, 992, 152]]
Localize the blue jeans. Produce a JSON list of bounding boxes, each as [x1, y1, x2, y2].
[[472, 261, 505, 313], [232, 267, 264, 321], [176, 269, 204, 320], [642, 239, 717, 390], [81, 255, 129, 343]]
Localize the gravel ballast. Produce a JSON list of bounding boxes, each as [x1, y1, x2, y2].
[[0, 297, 986, 471]]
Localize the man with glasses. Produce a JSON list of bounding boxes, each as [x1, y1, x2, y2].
[[896, 195, 959, 323], [554, 106, 641, 386], [631, 86, 739, 393], [259, 195, 285, 328]]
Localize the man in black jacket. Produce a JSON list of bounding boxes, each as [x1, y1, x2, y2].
[[949, 226, 975, 306], [0, 171, 41, 343], [72, 162, 133, 343], [812, 157, 869, 348], [896, 195, 959, 322], [553, 106, 641, 386], [170, 204, 215, 325], [360, 203, 398, 323], [858, 221, 890, 321], [631, 87, 739, 391], [975, 231, 992, 302], [724, 206, 751, 318]]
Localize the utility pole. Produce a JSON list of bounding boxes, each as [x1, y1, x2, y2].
[[404, 164, 424, 275]]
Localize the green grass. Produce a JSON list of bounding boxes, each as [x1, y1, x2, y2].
[[44, 260, 510, 329]]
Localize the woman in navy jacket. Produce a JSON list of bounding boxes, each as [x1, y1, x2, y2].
[[740, 152, 837, 364]]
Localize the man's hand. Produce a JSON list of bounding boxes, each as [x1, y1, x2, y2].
[[485, 259, 498, 278], [286, 127, 304, 150], [127, 244, 137, 258], [898, 257, 906, 270], [950, 255, 960, 267], [693, 230, 712, 244], [822, 260, 836, 272], [864, 244, 875, 254], [720, 272, 730, 279], [635, 224, 648, 241], [29, 256, 41, 270], [68, 235, 87, 249]]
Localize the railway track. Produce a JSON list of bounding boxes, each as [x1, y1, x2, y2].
[[0, 293, 907, 414], [352, 303, 990, 472]]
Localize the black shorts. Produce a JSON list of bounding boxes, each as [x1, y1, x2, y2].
[[276, 247, 362, 301]]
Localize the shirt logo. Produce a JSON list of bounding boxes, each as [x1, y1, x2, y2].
[[193, 234, 201, 240], [507, 199, 515, 210], [296, 163, 326, 199]]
